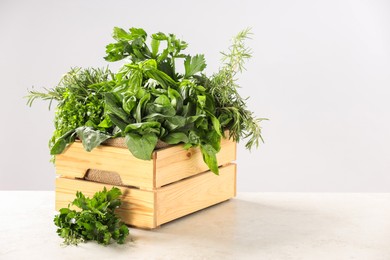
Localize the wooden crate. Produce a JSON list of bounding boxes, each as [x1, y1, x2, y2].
[[55, 138, 237, 229], [56, 137, 236, 190]]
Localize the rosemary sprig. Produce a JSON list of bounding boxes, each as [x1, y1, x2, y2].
[[26, 87, 63, 109], [210, 28, 267, 150]]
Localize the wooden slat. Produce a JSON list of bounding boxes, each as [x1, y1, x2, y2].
[[55, 142, 154, 190], [154, 138, 236, 187], [155, 163, 236, 226], [55, 178, 156, 229]]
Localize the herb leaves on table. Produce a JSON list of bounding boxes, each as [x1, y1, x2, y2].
[[54, 187, 129, 246]]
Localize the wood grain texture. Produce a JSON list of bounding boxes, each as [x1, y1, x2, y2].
[[155, 138, 236, 187], [55, 142, 154, 190], [56, 138, 236, 190], [155, 163, 236, 226], [55, 164, 236, 229], [55, 177, 156, 229]]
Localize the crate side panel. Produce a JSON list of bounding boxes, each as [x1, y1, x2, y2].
[[155, 163, 236, 226], [55, 177, 156, 229], [155, 138, 236, 187], [55, 142, 154, 189]]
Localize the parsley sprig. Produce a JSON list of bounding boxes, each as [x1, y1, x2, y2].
[[54, 187, 129, 246]]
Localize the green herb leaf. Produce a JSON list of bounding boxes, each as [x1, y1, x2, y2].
[[164, 116, 186, 131], [168, 87, 183, 112], [75, 127, 111, 152], [50, 129, 75, 155], [155, 95, 171, 106], [184, 54, 207, 78], [54, 187, 129, 246], [200, 143, 219, 175], [145, 103, 176, 118], [128, 69, 143, 93], [50, 138, 67, 155], [124, 121, 161, 135], [144, 68, 177, 89], [163, 132, 189, 144], [125, 133, 158, 160], [122, 95, 137, 114], [105, 93, 129, 122], [98, 116, 112, 128], [135, 92, 151, 123], [151, 38, 160, 58], [107, 113, 127, 132], [206, 111, 222, 136], [112, 27, 133, 41]]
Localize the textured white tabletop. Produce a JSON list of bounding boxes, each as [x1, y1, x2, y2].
[[0, 192, 389, 260]]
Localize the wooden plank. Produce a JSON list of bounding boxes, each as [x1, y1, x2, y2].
[[155, 138, 236, 187], [55, 177, 156, 229], [55, 142, 154, 189], [155, 163, 236, 226]]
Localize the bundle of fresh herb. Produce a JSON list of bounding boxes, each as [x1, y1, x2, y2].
[[27, 27, 265, 174], [54, 187, 129, 246], [27, 67, 116, 155]]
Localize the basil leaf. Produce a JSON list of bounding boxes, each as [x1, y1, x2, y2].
[[50, 138, 68, 155], [155, 95, 171, 106], [206, 111, 222, 136], [98, 116, 113, 128], [124, 121, 161, 135], [200, 143, 219, 175], [76, 127, 111, 152], [107, 113, 127, 132], [135, 92, 150, 123], [207, 130, 221, 152], [128, 69, 143, 93], [123, 95, 137, 114], [168, 87, 183, 113], [164, 116, 186, 131], [104, 93, 128, 122], [197, 95, 206, 108], [163, 132, 189, 144], [50, 129, 75, 155], [188, 131, 200, 145], [125, 133, 158, 160], [145, 103, 176, 117], [144, 68, 177, 89]]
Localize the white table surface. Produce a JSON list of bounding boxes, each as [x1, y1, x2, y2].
[[0, 192, 389, 260]]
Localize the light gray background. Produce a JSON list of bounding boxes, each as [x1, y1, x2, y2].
[[1, 0, 389, 191]]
